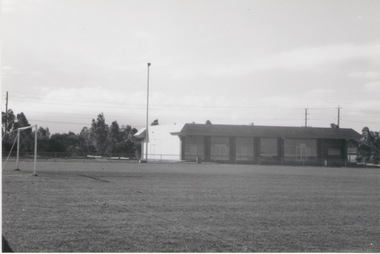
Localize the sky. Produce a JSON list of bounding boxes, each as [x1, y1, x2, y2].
[[1, 0, 380, 134]]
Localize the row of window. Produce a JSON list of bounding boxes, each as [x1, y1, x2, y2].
[[184, 137, 341, 161]]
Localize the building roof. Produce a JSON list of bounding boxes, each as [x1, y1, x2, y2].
[[134, 124, 185, 140], [176, 123, 362, 140], [134, 128, 146, 139]]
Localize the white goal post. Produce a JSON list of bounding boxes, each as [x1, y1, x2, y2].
[[15, 125, 38, 176]]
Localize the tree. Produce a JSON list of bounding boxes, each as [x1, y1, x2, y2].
[[357, 127, 380, 164], [14, 112, 30, 129], [37, 127, 51, 152], [49, 132, 79, 155], [80, 114, 140, 157], [110, 125, 139, 157], [78, 127, 95, 155], [206, 120, 212, 125], [14, 112, 33, 155], [2, 109, 16, 152], [106, 121, 120, 154], [2, 110, 33, 154], [1, 109, 143, 160], [372, 131, 380, 164], [90, 113, 109, 155], [2, 109, 15, 134]]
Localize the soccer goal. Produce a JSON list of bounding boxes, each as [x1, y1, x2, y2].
[[6, 125, 38, 176]]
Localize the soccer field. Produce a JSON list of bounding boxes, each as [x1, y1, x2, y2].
[[2, 160, 380, 252]]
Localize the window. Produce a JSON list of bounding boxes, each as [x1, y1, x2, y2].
[[260, 138, 278, 157], [284, 139, 317, 161], [236, 137, 254, 161], [211, 137, 229, 160], [184, 136, 204, 160]]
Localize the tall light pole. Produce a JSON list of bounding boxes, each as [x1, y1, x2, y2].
[[145, 63, 151, 162]]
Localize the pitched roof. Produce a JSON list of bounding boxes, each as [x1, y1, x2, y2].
[[134, 128, 146, 139], [176, 123, 362, 140], [134, 124, 185, 139]]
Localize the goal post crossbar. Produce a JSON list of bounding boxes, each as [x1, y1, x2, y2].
[[17, 126, 36, 131], [15, 125, 38, 176]]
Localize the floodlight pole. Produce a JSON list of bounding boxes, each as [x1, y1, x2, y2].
[[33, 124, 38, 176], [145, 63, 151, 162], [5, 91, 8, 132]]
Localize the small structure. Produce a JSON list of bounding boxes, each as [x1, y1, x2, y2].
[[134, 124, 184, 161]]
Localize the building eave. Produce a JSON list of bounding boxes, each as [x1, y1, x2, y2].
[[177, 123, 362, 141], [133, 128, 146, 139]]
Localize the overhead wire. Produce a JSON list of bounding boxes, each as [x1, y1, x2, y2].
[[8, 91, 344, 111], [6, 92, 379, 131]]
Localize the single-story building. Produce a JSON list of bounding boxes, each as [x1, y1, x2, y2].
[[135, 123, 361, 166]]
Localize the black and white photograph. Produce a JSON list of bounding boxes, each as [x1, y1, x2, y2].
[[2, 0, 380, 252]]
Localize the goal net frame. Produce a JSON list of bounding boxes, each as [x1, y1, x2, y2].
[[14, 125, 38, 176]]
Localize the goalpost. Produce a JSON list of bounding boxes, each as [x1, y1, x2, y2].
[[14, 125, 38, 176]]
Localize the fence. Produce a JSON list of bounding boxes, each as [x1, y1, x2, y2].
[[180, 152, 358, 167], [3, 151, 371, 167], [2, 151, 182, 164]]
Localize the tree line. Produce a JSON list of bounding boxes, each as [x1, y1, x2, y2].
[[2, 108, 379, 164], [2, 109, 141, 158]]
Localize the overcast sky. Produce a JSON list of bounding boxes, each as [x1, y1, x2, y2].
[[2, 0, 380, 134]]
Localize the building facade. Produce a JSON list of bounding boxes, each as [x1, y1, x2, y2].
[[174, 124, 361, 166]]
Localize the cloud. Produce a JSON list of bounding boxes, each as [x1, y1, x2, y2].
[[274, 43, 380, 71], [348, 70, 380, 80], [365, 81, 380, 92], [24, 86, 237, 128], [209, 42, 380, 78], [2, 65, 23, 74], [349, 100, 380, 115], [306, 89, 337, 96], [43, 87, 128, 105], [2, 0, 48, 12], [37, 87, 231, 113], [2, 7, 13, 13], [135, 31, 155, 41], [2, 66, 14, 70], [253, 88, 340, 110]]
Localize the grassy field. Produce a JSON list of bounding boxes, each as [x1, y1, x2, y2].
[[2, 160, 380, 252]]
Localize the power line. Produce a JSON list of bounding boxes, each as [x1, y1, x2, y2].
[[9, 99, 342, 112], [28, 119, 146, 129], [8, 91, 344, 111], [29, 119, 90, 126]]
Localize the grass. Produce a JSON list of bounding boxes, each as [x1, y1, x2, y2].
[[2, 160, 380, 252]]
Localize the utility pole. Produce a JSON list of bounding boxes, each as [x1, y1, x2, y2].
[[304, 108, 308, 127], [5, 91, 8, 133], [337, 105, 342, 128], [145, 63, 151, 162]]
